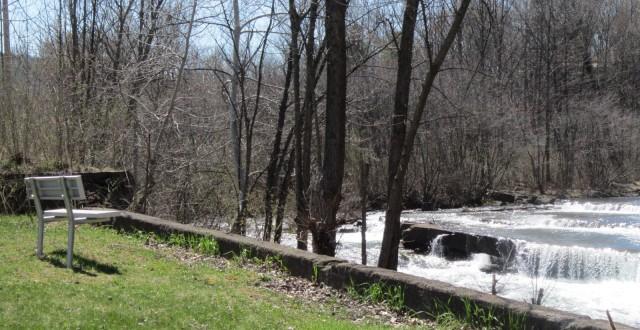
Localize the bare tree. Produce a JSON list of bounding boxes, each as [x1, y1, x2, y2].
[[360, 161, 369, 265], [228, 0, 277, 234], [137, 0, 200, 214], [1, 0, 16, 157], [307, 0, 348, 256], [294, 0, 321, 250], [378, 0, 472, 270], [228, 0, 245, 233], [263, 0, 297, 242]]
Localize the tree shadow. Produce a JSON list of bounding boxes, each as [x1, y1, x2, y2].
[[44, 250, 122, 276]]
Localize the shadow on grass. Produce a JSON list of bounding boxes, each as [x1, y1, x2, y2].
[[44, 250, 122, 276]]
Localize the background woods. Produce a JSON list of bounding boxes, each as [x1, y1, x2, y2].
[[2, 0, 640, 263]]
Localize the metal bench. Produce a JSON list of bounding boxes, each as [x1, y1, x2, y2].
[[25, 175, 122, 268]]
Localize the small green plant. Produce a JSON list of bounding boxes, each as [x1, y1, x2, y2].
[[232, 247, 253, 264], [345, 280, 405, 312], [162, 233, 219, 256], [188, 235, 198, 248], [431, 298, 457, 326], [168, 233, 187, 247], [346, 278, 359, 297], [384, 284, 405, 312], [462, 298, 499, 328], [130, 230, 151, 241], [263, 255, 284, 271], [258, 274, 273, 282], [365, 283, 385, 302], [506, 310, 527, 329], [311, 264, 320, 283], [241, 248, 251, 259], [429, 297, 527, 330], [196, 237, 220, 255]]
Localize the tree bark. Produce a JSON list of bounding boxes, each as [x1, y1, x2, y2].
[[309, 0, 348, 257], [1, 0, 15, 156], [360, 161, 369, 265], [379, 0, 472, 270], [229, 0, 245, 234], [264, 1, 295, 241], [294, 0, 319, 250], [378, 0, 420, 270], [274, 148, 295, 244], [263, 52, 293, 241]]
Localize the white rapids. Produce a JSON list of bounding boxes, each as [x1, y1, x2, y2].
[[282, 198, 640, 327]]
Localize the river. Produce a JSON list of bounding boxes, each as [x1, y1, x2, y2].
[[282, 197, 640, 327]]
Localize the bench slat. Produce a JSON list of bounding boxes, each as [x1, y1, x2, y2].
[[43, 208, 122, 219]]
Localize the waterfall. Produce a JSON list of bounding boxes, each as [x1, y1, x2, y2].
[[514, 241, 640, 282], [558, 200, 640, 215], [429, 234, 448, 257]]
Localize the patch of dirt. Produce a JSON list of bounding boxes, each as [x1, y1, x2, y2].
[[144, 239, 433, 328]]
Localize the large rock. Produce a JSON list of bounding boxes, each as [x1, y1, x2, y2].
[[487, 190, 517, 203], [401, 223, 515, 264], [527, 194, 556, 205]]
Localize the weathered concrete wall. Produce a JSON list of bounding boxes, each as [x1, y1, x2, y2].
[[110, 212, 633, 330], [0, 171, 134, 214]]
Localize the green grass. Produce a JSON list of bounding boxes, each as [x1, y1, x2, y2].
[[0, 215, 420, 329]]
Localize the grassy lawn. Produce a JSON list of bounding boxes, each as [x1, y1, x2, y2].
[[0, 215, 423, 329]]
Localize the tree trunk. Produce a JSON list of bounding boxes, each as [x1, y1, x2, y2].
[[294, 0, 318, 250], [229, 0, 245, 234], [379, 0, 472, 270], [274, 149, 295, 244], [263, 2, 295, 241], [360, 161, 369, 265], [0, 0, 15, 157], [128, 0, 164, 211], [378, 0, 420, 270], [309, 0, 348, 257], [263, 54, 292, 241]]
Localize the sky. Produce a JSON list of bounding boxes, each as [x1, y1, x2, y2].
[[1, 0, 56, 55], [2, 0, 278, 57]]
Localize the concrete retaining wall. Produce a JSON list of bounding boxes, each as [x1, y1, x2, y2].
[[111, 212, 633, 330]]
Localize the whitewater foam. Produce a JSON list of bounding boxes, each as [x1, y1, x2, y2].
[[557, 200, 640, 215]]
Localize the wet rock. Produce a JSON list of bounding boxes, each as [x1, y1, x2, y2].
[[480, 262, 502, 273], [338, 224, 360, 233], [528, 195, 556, 205], [401, 224, 516, 264], [404, 190, 423, 209], [487, 190, 516, 203]]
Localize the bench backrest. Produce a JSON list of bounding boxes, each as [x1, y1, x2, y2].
[[25, 176, 86, 201]]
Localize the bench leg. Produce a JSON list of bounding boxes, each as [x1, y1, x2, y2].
[[66, 219, 75, 268], [36, 217, 45, 258]]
